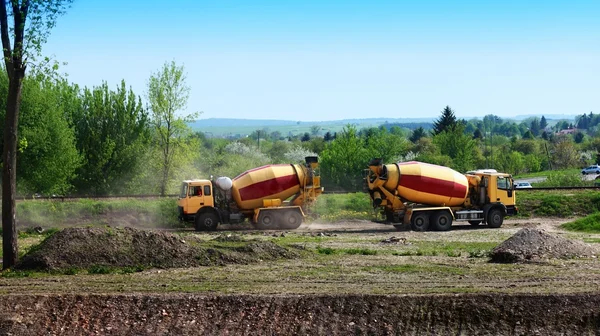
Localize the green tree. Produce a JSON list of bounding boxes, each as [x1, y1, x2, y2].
[[16, 75, 80, 195], [267, 140, 291, 163], [574, 132, 585, 144], [320, 125, 368, 191], [540, 115, 548, 130], [409, 126, 426, 143], [147, 61, 198, 196], [300, 132, 310, 142], [433, 123, 476, 173], [363, 127, 408, 163], [0, 0, 72, 269], [71, 81, 150, 195], [551, 136, 579, 169], [530, 118, 541, 136], [323, 131, 333, 142], [432, 105, 457, 135], [310, 125, 321, 136]]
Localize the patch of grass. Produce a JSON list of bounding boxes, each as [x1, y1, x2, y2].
[[312, 193, 374, 222], [516, 190, 600, 217], [514, 168, 580, 179], [1, 269, 33, 278], [18, 227, 59, 239], [316, 247, 337, 255], [15, 198, 182, 228], [562, 213, 600, 233], [391, 241, 497, 258], [87, 265, 112, 274], [63, 267, 79, 275], [535, 171, 592, 188], [363, 264, 466, 275], [583, 238, 600, 243], [344, 248, 378, 256], [316, 247, 378, 256]]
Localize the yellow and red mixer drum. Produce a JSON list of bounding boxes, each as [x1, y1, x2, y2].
[[392, 161, 468, 207], [231, 164, 307, 210]]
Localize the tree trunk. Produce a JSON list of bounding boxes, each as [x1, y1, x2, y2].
[[2, 75, 23, 269]]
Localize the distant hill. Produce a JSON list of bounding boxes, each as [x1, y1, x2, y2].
[[512, 114, 578, 121], [189, 117, 436, 129], [189, 115, 579, 138]]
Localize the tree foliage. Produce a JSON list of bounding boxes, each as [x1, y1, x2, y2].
[[70, 81, 150, 195], [432, 105, 457, 135], [320, 125, 368, 190], [432, 123, 477, 173], [147, 61, 198, 195], [409, 126, 426, 143]]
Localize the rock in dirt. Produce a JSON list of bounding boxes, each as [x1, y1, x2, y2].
[[490, 228, 599, 263], [16, 227, 297, 271], [380, 236, 408, 245]]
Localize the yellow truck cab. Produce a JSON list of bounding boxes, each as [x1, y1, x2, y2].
[[177, 180, 215, 223]]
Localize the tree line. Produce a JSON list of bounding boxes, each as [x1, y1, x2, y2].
[[1, 74, 595, 196]]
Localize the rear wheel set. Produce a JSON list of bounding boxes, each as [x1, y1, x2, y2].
[[255, 210, 304, 230], [411, 211, 453, 232]]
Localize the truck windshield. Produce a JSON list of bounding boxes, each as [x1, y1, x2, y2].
[[179, 183, 188, 198]]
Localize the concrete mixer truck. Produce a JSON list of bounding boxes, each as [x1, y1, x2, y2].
[[177, 157, 323, 231], [365, 159, 517, 231]]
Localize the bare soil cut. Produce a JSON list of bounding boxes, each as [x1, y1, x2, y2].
[[0, 293, 599, 335]]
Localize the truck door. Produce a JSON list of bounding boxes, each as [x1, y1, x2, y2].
[[187, 185, 206, 215], [177, 183, 189, 215], [495, 176, 514, 205]]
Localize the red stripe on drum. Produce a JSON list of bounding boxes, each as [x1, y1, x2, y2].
[[400, 174, 467, 199], [238, 174, 300, 201]]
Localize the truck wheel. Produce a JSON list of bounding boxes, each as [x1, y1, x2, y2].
[[281, 210, 303, 229], [487, 209, 504, 228], [195, 212, 219, 231], [469, 220, 481, 226], [410, 212, 430, 232], [431, 211, 452, 231], [256, 211, 279, 230]]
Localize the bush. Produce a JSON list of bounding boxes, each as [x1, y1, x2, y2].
[[535, 171, 590, 187]]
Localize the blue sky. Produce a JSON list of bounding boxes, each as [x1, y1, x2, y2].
[[43, 0, 599, 121]]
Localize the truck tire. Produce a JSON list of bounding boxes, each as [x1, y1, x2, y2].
[[195, 212, 219, 231], [410, 212, 430, 232], [281, 210, 303, 229], [256, 211, 279, 230], [469, 220, 481, 226], [487, 209, 504, 228], [431, 211, 452, 231]]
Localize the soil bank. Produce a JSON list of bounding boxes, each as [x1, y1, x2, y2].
[[0, 293, 599, 335]]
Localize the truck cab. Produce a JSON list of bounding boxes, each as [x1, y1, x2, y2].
[[177, 180, 214, 222]]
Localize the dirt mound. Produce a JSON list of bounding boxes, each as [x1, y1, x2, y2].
[[490, 228, 598, 263], [17, 227, 297, 271]]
